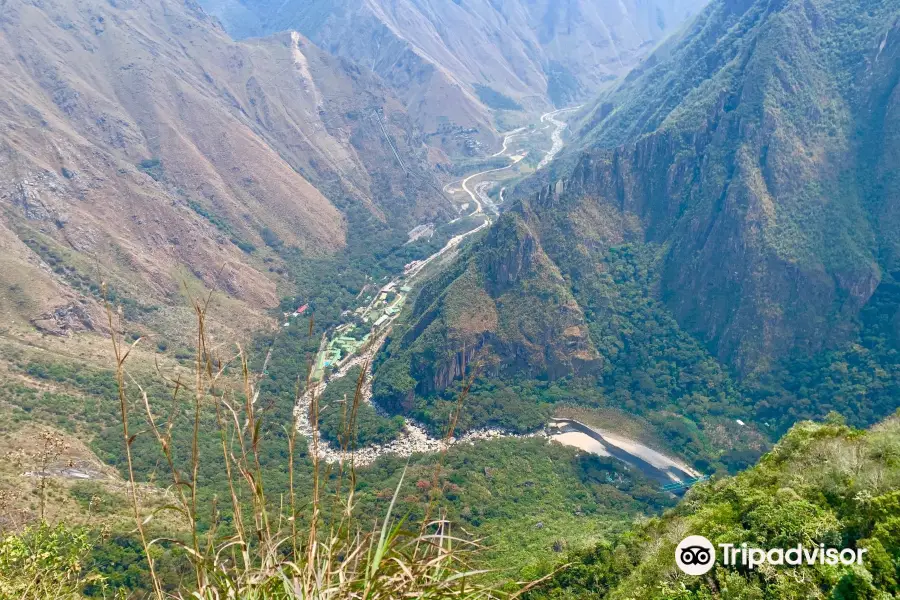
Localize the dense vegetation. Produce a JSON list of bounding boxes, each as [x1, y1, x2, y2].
[[371, 238, 765, 474], [528, 416, 900, 599], [2, 344, 679, 596], [0, 202, 682, 595], [747, 271, 900, 435], [0, 357, 528, 600], [317, 367, 405, 447], [353, 437, 675, 578], [552, 239, 899, 460], [5, 0, 900, 597], [367, 0, 900, 473], [8, 174, 894, 593], [372, 222, 900, 477]]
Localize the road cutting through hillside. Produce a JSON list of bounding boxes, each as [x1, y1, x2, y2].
[[441, 125, 530, 200], [454, 106, 581, 214], [490, 126, 526, 157]]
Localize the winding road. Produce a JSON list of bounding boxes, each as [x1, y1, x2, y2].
[[490, 126, 526, 157], [452, 106, 581, 214]]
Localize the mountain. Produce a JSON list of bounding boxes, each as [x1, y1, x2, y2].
[[547, 0, 900, 374], [197, 0, 708, 157], [372, 0, 900, 457], [0, 0, 448, 346], [528, 415, 900, 599]]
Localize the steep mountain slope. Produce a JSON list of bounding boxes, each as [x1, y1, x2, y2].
[[555, 0, 900, 374], [0, 0, 448, 344], [528, 415, 900, 599], [372, 0, 900, 457], [199, 0, 707, 157]]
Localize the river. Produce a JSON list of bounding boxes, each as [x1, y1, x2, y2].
[[549, 418, 700, 484], [536, 105, 582, 170], [296, 106, 671, 471]]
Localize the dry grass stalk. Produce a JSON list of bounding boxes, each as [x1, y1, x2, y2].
[[107, 291, 537, 599]]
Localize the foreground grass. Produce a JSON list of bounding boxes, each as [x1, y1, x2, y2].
[[1, 295, 538, 599]]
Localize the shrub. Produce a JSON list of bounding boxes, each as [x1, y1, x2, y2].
[[0, 523, 93, 599]]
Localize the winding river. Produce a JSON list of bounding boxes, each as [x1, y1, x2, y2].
[[536, 106, 582, 169], [292, 106, 701, 481], [549, 419, 700, 484]]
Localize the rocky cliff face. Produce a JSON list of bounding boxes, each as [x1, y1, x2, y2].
[[374, 209, 601, 410], [507, 0, 899, 374], [377, 0, 900, 423], [553, 122, 880, 373]]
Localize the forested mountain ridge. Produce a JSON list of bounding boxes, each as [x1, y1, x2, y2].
[[198, 0, 707, 157], [371, 0, 900, 464], [0, 0, 447, 347], [554, 0, 900, 374], [528, 415, 900, 599]]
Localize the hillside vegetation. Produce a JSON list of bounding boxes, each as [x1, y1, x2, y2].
[[529, 414, 900, 599], [2, 0, 900, 597], [560, 0, 900, 373]]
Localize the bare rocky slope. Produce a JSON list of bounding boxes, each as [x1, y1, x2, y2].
[[198, 0, 708, 157], [0, 0, 448, 345]]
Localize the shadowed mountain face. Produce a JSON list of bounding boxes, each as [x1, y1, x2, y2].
[[0, 0, 447, 337], [545, 0, 900, 374], [375, 0, 900, 438], [198, 0, 707, 156]]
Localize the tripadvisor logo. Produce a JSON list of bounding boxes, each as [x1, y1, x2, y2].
[[676, 536, 716, 575], [675, 536, 868, 575]]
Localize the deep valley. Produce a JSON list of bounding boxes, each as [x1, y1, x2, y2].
[[1, 0, 899, 598]]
